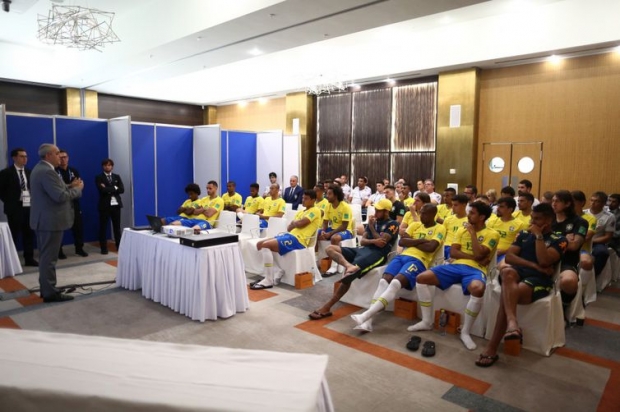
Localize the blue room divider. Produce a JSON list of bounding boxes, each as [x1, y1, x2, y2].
[[131, 124, 156, 226], [155, 126, 193, 216]]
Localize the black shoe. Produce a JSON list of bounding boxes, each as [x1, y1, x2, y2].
[[76, 249, 89, 257], [43, 293, 74, 303], [58, 250, 67, 260], [24, 259, 39, 267], [101, 249, 109, 255]]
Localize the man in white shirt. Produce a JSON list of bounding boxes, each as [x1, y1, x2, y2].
[[348, 176, 371, 206], [424, 179, 442, 205], [588, 191, 616, 277], [340, 175, 352, 200], [365, 181, 386, 208]]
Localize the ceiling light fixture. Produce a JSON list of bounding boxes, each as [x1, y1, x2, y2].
[[37, 5, 120, 51], [305, 74, 347, 95], [248, 47, 263, 56]]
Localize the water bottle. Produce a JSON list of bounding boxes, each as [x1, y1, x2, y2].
[[439, 309, 448, 336]]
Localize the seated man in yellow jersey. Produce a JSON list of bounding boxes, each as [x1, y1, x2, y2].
[[513, 192, 534, 225], [351, 204, 445, 333], [193, 180, 224, 229], [399, 192, 431, 236], [571, 190, 597, 274], [314, 184, 329, 216], [257, 183, 286, 228], [441, 193, 469, 260], [162, 183, 210, 230], [487, 197, 528, 263], [222, 181, 243, 212], [236, 183, 264, 220], [435, 187, 455, 224], [320, 185, 355, 276], [309, 199, 399, 320], [410, 201, 499, 351], [250, 190, 322, 290]]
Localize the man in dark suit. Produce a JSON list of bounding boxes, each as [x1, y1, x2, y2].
[[0, 147, 38, 266], [30, 144, 83, 302], [283, 175, 304, 210], [56, 149, 88, 258], [96, 158, 124, 255]]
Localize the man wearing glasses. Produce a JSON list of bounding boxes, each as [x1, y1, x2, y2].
[[0, 148, 38, 266], [56, 150, 88, 258]]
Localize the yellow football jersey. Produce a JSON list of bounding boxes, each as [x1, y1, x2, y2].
[[443, 214, 468, 246], [452, 227, 500, 273], [324, 201, 354, 233], [291, 207, 322, 246], [401, 222, 446, 268]]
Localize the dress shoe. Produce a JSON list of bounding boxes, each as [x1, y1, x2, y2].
[[43, 293, 74, 303], [58, 250, 67, 260], [101, 249, 109, 255], [76, 248, 89, 257], [24, 259, 39, 267]]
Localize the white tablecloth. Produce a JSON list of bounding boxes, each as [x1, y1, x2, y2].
[[116, 229, 249, 321], [0, 221, 22, 278], [0, 329, 334, 412]]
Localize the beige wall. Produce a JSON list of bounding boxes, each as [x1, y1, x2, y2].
[[478, 52, 620, 197], [216, 98, 286, 131]]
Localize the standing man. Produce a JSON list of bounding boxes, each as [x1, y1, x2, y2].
[[517, 179, 540, 207], [96, 158, 124, 255], [0, 148, 38, 266], [56, 149, 88, 258], [30, 144, 83, 302], [283, 175, 304, 210]]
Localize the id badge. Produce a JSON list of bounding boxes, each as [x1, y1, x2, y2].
[[21, 190, 31, 207]]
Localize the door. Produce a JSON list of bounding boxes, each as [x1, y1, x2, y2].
[[481, 142, 543, 198]]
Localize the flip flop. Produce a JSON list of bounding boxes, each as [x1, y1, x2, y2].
[[321, 271, 338, 278], [250, 283, 273, 290], [308, 311, 333, 320], [503, 328, 523, 342], [406, 335, 422, 351], [475, 354, 499, 368], [421, 341, 436, 357]]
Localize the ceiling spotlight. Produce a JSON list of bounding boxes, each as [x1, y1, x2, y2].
[[2, 0, 11, 13], [248, 48, 262, 56], [547, 54, 563, 63], [386, 78, 395, 84]]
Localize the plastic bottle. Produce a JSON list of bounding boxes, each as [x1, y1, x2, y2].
[[439, 309, 448, 336]]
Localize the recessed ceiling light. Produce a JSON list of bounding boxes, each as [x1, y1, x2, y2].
[[386, 78, 395, 84], [257, 98, 268, 104], [547, 54, 562, 63], [249, 48, 263, 56], [238, 101, 248, 107]]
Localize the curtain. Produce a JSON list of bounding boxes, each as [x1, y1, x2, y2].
[[352, 89, 391, 152], [392, 83, 437, 152], [317, 94, 352, 153]]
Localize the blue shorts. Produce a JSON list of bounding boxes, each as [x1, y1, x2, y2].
[[444, 245, 451, 260], [430, 264, 486, 295], [164, 216, 212, 230], [319, 228, 353, 240], [259, 219, 268, 228], [497, 253, 505, 263], [275, 233, 305, 256], [384, 255, 426, 290]]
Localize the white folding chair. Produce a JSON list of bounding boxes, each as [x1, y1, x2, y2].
[[239, 217, 289, 275], [609, 248, 620, 282], [484, 265, 565, 356], [212, 210, 237, 233], [596, 254, 613, 292], [275, 231, 322, 286], [237, 214, 260, 241]]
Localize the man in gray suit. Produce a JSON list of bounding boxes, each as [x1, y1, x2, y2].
[[30, 144, 84, 303]]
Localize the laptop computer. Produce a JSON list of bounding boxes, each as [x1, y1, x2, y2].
[[146, 215, 164, 233]]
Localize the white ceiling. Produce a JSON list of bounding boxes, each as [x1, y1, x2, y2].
[[1, 0, 619, 106]]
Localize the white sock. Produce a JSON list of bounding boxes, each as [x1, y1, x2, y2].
[[260, 248, 274, 286], [365, 278, 390, 328], [360, 279, 402, 323], [407, 283, 434, 331], [460, 295, 482, 350], [237, 212, 245, 220], [327, 259, 339, 273]]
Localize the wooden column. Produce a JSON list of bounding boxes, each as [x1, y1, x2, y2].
[[64, 88, 98, 118], [285, 92, 315, 189]]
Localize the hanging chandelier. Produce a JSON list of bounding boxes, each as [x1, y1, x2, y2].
[[305, 74, 348, 95], [37, 5, 120, 51]]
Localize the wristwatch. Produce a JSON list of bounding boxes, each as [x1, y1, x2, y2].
[[535, 234, 544, 241]]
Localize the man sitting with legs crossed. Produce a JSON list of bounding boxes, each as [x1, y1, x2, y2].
[[309, 199, 399, 320], [351, 204, 445, 332], [409, 201, 499, 350], [250, 190, 321, 290]]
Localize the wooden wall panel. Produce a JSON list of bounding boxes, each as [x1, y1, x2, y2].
[[98, 94, 203, 126], [216, 98, 286, 131], [0, 81, 65, 115], [478, 52, 620, 196]]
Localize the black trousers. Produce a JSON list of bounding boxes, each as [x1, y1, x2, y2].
[[7, 206, 34, 260], [99, 206, 122, 250]]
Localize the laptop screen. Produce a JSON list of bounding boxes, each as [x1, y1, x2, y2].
[[146, 215, 163, 233]]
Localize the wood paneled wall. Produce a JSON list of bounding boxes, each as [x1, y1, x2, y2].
[[0, 81, 65, 115], [216, 98, 286, 131], [478, 52, 620, 196], [98, 94, 204, 126]]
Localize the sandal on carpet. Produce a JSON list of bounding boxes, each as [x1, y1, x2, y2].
[[308, 311, 333, 320], [250, 283, 273, 290], [475, 354, 499, 368], [503, 328, 523, 342], [421, 341, 436, 357], [406, 335, 422, 351]]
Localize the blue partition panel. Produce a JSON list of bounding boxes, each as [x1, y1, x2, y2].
[[156, 126, 193, 216], [131, 124, 156, 226], [56, 118, 109, 244], [220, 130, 228, 190], [6, 115, 53, 166], [227, 132, 257, 199]]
